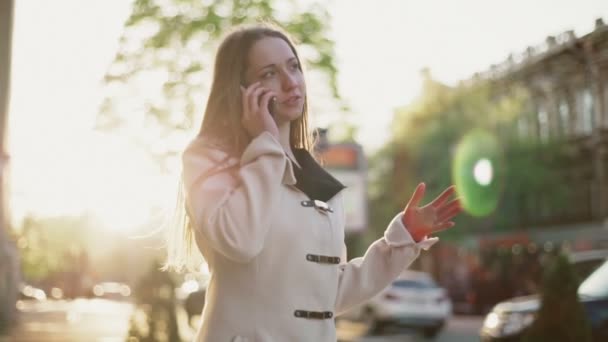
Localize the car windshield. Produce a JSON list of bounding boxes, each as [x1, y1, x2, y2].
[[393, 279, 437, 289], [578, 260, 608, 299]]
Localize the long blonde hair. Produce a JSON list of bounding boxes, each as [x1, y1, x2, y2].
[[164, 23, 313, 273]]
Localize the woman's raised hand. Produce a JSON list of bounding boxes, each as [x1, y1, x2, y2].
[[401, 183, 462, 242], [240, 81, 279, 139]]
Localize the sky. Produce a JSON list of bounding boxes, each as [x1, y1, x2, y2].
[[8, 0, 608, 230], [328, 0, 608, 147]]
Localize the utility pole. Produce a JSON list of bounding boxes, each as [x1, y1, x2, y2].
[[0, 0, 19, 334]]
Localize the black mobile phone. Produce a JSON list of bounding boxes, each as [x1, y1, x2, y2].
[[268, 96, 276, 117], [242, 82, 275, 117]]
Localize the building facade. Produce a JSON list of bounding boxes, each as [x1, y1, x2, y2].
[[429, 19, 608, 313], [478, 18, 608, 235]]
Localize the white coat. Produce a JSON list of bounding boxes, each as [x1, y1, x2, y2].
[[182, 132, 438, 342]]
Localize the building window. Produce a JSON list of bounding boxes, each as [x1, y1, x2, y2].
[[537, 103, 550, 141], [578, 88, 594, 134], [558, 99, 570, 136], [517, 115, 529, 138]]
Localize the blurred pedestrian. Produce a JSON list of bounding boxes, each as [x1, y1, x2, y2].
[[165, 23, 461, 342]]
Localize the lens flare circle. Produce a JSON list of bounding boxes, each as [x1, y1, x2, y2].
[[452, 129, 503, 217], [473, 158, 493, 186]]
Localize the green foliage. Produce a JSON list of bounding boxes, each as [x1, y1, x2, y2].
[[15, 216, 91, 282], [523, 254, 592, 342], [127, 260, 180, 342], [369, 75, 569, 240], [98, 0, 341, 164], [494, 138, 571, 229]]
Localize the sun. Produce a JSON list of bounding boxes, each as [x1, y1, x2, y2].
[[10, 129, 180, 233]]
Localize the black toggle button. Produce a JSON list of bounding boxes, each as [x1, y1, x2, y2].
[[305, 253, 340, 264], [294, 310, 334, 319]]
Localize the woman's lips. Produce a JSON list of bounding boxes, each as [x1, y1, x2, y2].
[[281, 96, 302, 106]]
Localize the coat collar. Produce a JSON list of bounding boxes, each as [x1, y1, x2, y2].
[[290, 148, 346, 202], [282, 158, 297, 185], [189, 137, 344, 202]]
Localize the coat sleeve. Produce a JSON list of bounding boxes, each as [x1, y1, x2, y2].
[[334, 212, 438, 315], [182, 132, 289, 263]]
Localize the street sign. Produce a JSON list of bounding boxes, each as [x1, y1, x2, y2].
[[320, 143, 368, 234]]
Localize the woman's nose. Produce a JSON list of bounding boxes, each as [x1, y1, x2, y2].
[[281, 72, 298, 90]]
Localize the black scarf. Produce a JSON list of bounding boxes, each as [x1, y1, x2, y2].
[[291, 149, 346, 202]]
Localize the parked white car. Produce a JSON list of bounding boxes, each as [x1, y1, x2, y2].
[[339, 270, 452, 338]]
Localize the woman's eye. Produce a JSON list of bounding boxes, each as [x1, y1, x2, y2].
[[262, 70, 276, 79], [290, 63, 300, 71]]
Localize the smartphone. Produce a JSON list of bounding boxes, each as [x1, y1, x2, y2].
[[241, 83, 276, 117], [268, 96, 276, 117]]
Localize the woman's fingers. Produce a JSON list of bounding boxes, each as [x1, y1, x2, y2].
[[437, 205, 461, 223], [248, 85, 267, 114], [242, 82, 260, 113], [437, 198, 462, 221], [241, 83, 256, 118], [242, 81, 275, 119], [240, 82, 279, 138], [403, 185, 461, 238], [405, 183, 426, 211], [437, 197, 460, 214], [432, 221, 455, 233], [431, 186, 455, 209]]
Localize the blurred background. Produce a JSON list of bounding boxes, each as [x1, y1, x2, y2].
[[1, 0, 608, 341]]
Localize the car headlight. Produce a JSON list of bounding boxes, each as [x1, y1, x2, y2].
[[483, 311, 535, 337], [483, 312, 500, 329]]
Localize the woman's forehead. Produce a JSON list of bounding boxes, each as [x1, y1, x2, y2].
[[248, 37, 296, 69]]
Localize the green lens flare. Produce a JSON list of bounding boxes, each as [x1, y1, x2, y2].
[[452, 129, 503, 217]]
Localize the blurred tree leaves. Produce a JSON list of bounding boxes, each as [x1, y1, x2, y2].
[[16, 216, 90, 283], [367, 72, 569, 243], [14, 215, 166, 294], [127, 260, 179, 342], [97, 0, 341, 167], [523, 253, 592, 342]]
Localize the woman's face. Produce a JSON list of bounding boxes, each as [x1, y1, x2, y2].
[[244, 37, 306, 123]]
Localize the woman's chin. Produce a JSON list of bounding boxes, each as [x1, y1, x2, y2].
[[276, 109, 303, 122]]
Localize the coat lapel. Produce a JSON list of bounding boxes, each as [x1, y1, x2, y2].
[[292, 149, 346, 202]]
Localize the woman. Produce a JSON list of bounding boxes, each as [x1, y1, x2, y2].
[[166, 23, 461, 342]]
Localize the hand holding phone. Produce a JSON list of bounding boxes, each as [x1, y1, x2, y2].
[[240, 82, 279, 139]]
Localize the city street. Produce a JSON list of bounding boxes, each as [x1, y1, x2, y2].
[[1, 2, 608, 342], [6, 299, 133, 342], [5, 298, 483, 342], [337, 315, 484, 342]]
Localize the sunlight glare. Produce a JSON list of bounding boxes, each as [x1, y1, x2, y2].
[[473, 158, 493, 186], [10, 130, 179, 233]]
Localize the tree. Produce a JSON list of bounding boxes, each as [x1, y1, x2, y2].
[[16, 216, 90, 285], [368, 72, 569, 242], [127, 260, 179, 342], [97, 0, 343, 169], [0, 0, 18, 333], [523, 253, 592, 342]]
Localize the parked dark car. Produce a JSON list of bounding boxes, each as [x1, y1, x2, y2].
[[465, 248, 608, 316], [480, 258, 608, 341]]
